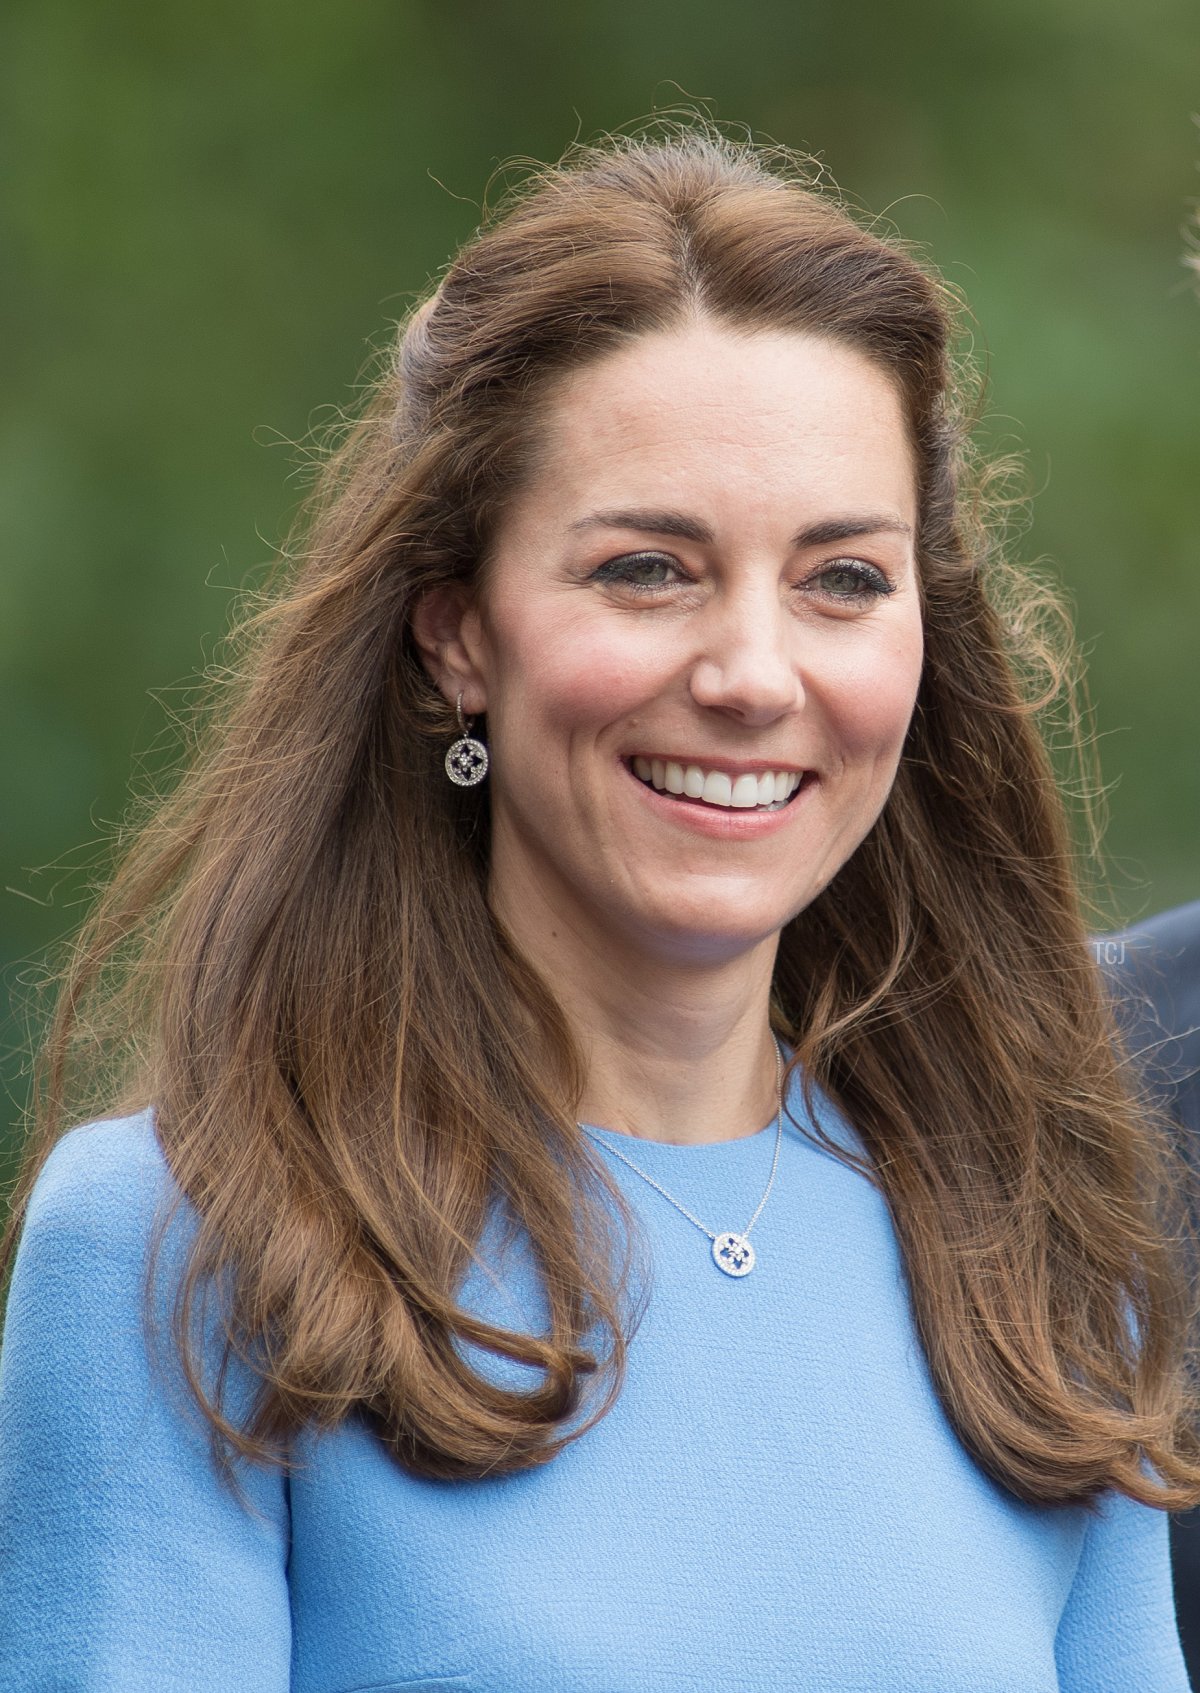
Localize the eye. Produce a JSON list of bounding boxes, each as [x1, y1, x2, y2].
[[806, 558, 896, 603], [588, 551, 685, 593]]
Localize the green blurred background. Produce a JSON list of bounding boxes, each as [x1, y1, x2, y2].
[[3, 0, 1198, 1189]]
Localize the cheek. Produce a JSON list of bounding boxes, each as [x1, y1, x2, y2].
[[820, 630, 924, 761], [492, 616, 671, 728]]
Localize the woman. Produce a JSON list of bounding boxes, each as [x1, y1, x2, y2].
[[1, 123, 1197, 1691]]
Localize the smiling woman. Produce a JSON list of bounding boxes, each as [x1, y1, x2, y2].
[[1, 121, 1198, 1691], [411, 324, 924, 989]]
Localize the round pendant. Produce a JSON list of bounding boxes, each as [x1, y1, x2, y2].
[[445, 736, 489, 786], [712, 1231, 755, 1277]]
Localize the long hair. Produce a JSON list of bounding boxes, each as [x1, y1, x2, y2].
[[6, 120, 1199, 1504]]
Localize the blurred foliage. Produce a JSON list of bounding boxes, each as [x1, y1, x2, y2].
[[2, 0, 1198, 1183]]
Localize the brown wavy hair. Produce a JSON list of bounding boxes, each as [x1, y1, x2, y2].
[[6, 120, 1200, 1507]]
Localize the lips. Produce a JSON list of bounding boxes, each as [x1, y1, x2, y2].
[[629, 756, 806, 811]]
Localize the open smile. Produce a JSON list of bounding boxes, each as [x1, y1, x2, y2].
[[626, 756, 811, 813]]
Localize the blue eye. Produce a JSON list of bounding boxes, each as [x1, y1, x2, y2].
[[589, 552, 682, 593]]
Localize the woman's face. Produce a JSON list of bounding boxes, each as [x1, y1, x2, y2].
[[428, 317, 925, 968]]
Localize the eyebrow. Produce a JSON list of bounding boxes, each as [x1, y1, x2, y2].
[[567, 506, 913, 548]]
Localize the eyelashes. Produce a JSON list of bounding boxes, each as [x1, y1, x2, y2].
[[807, 560, 896, 602], [588, 550, 897, 603], [589, 552, 683, 592]]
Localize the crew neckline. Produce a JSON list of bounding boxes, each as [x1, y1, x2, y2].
[[579, 1049, 800, 1151], [578, 1110, 785, 1151], [579, 1114, 783, 1152]]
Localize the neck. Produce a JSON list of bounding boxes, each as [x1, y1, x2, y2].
[[489, 865, 785, 1148]]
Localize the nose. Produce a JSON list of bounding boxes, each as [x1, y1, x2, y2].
[[687, 582, 805, 725]]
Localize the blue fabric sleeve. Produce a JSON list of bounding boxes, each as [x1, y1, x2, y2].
[[1055, 1486, 1190, 1691], [0, 1115, 292, 1692]]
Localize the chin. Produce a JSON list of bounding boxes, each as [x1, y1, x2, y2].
[[621, 894, 796, 964]]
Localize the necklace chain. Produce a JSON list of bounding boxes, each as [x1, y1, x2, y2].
[[579, 1038, 785, 1277]]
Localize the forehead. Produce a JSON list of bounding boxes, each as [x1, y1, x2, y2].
[[517, 318, 916, 530]]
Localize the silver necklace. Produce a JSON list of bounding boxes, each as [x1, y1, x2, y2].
[[579, 1038, 785, 1278]]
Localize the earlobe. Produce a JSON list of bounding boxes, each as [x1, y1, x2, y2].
[[410, 585, 487, 715]]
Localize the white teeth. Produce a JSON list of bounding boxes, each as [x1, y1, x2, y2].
[[632, 757, 805, 809], [730, 774, 759, 809], [702, 771, 733, 806]]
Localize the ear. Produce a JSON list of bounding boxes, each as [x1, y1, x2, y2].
[[410, 584, 488, 717]]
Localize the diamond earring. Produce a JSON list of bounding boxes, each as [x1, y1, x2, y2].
[[444, 693, 489, 787]]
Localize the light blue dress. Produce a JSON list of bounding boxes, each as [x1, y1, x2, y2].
[[0, 1069, 1189, 1691]]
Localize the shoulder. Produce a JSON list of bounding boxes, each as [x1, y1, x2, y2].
[[1104, 900, 1200, 1138], [1115, 899, 1200, 1004], [0, 1114, 294, 1688], [27, 1107, 173, 1213], [1107, 898, 1200, 1015], [1, 1107, 261, 1495], [1122, 898, 1200, 954], [3, 1109, 197, 1366]]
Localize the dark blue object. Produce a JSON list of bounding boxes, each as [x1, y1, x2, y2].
[[1105, 900, 1200, 1688]]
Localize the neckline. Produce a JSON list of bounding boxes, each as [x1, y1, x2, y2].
[[580, 1051, 798, 1152], [580, 1114, 782, 1152]]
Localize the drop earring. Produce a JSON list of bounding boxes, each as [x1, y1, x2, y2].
[[444, 692, 489, 786]]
